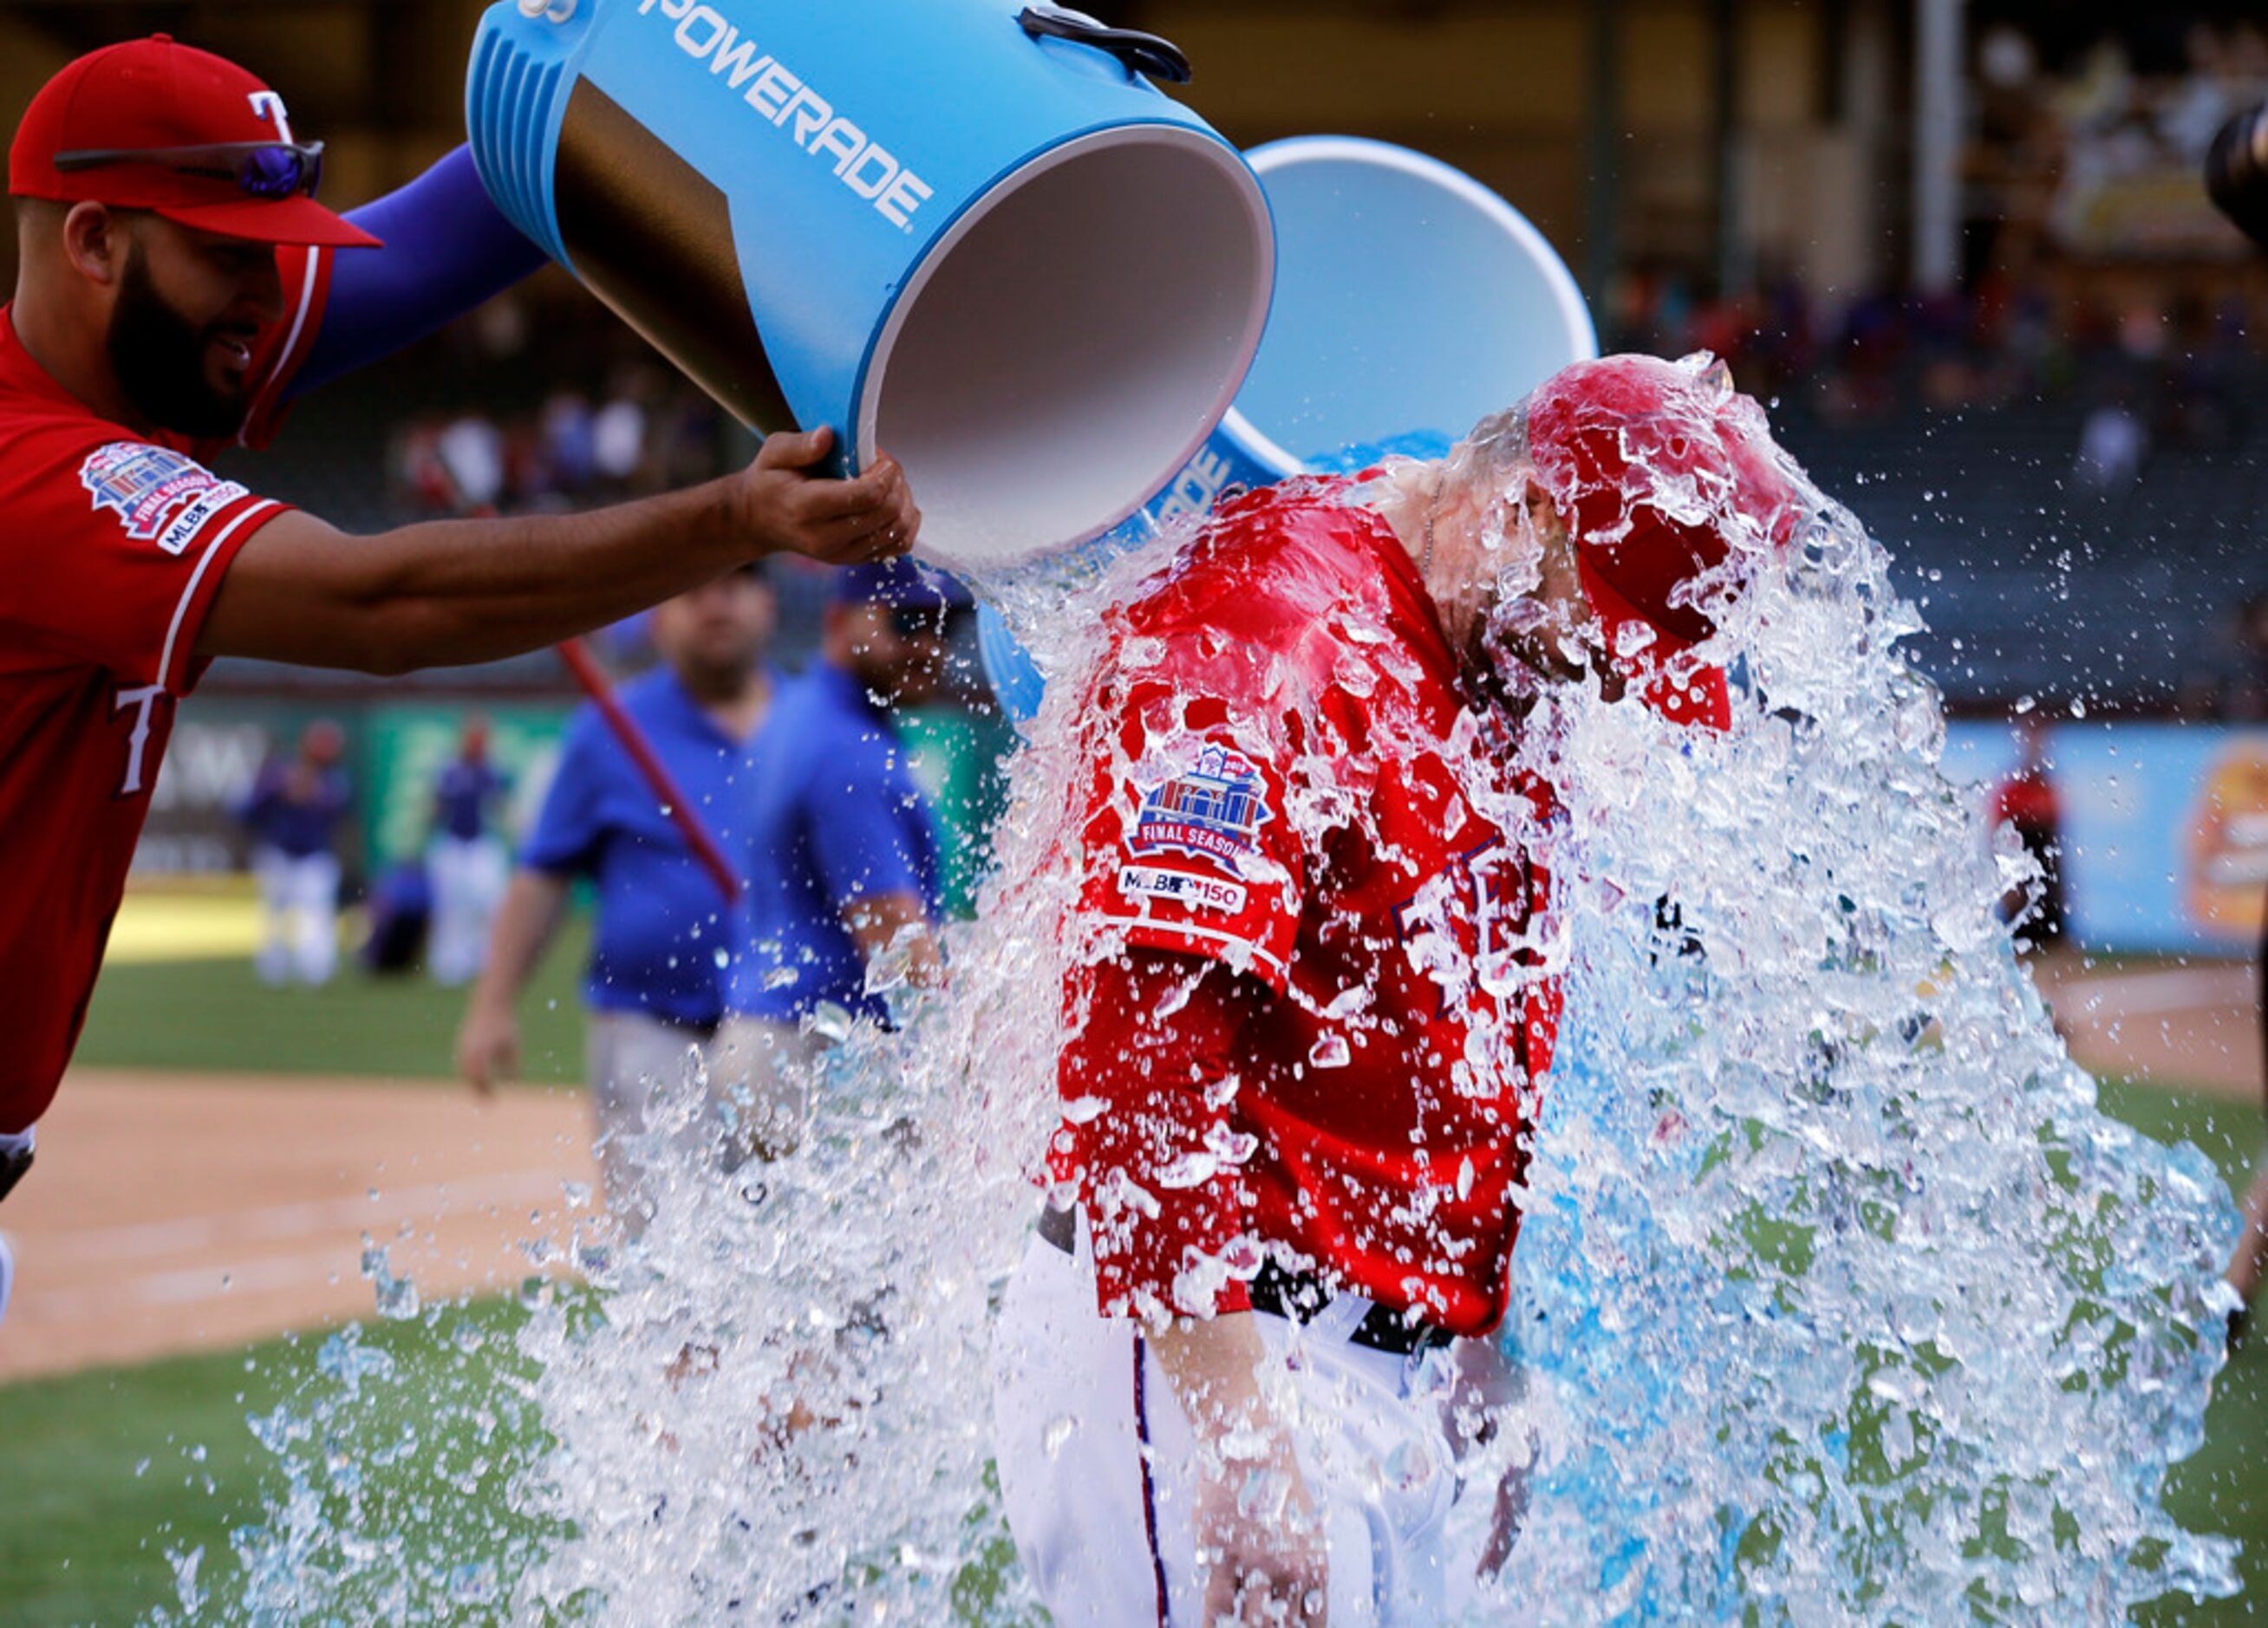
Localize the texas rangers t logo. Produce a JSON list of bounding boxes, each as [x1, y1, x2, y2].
[[1130, 744, 1273, 876], [247, 90, 296, 144]]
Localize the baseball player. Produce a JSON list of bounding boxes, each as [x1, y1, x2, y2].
[[240, 717, 354, 986], [456, 565, 781, 1222], [707, 560, 953, 1165], [0, 36, 919, 1292], [426, 715, 513, 987], [992, 355, 1803, 1625]]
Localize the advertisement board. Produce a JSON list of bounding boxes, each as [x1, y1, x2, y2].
[[1945, 720, 2268, 955]]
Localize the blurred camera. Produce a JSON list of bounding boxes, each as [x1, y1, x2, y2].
[[2206, 101, 2268, 249]]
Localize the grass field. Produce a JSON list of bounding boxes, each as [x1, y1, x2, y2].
[[70, 914, 595, 1083], [7, 931, 2266, 1625]]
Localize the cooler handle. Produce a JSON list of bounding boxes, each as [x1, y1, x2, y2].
[[1016, 7, 1193, 84]]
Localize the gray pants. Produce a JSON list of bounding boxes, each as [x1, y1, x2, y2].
[[584, 1010, 714, 1228], [705, 1015, 829, 1165], [585, 1010, 828, 1230]]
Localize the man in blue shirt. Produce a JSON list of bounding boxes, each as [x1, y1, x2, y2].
[[238, 717, 353, 986], [710, 560, 953, 1163], [454, 565, 776, 1221]]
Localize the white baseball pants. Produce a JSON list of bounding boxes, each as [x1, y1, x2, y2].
[[991, 1214, 1461, 1627], [427, 834, 509, 986], [251, 846, 342, 987]]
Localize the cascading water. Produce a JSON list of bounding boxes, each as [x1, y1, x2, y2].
[[151, 361, 2239, 1625]]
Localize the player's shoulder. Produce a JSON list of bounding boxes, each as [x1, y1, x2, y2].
[[1146, 478, 1397, 624], [0, 314, 278, 548], [0, 417, 260, 563], [779, 667, 900, 778], [760, 667, 846, 760], [610, 664, 682, 721], [1108, 478, 1398, 704]]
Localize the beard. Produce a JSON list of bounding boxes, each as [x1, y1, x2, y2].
[[107, 246, 248, 441]]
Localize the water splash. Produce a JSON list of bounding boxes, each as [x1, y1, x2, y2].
[[1443, 425, 2241, 1622], [155, 371, 2237, 1625]]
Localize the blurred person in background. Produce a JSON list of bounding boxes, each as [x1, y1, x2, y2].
[[2206, 96, 2268, 1332], [456, 566, 778, 1225], [1989, 718, 2069, 960], [361, 854, 433, 976], [0, 35, 920, 1280], [2073, 385, 2148, 492], [435, 409, 505, 512], [238, 717, 353, 987], [540, 387, 597, 496], [705, 561, 953, 1166], [427, 716, 512, 987]]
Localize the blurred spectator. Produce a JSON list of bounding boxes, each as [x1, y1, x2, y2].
[[240, 720, 354, 987], [436, 411, 506, 511], [361, 857, 433, 977], [594, 363, 672, 495], [1989, 719, 2069, 957], [2074, 390, 2149, 489], [428, 718, 513, 987], [541, 389, 598, 492], [2219, 589, 2268, 722], [389, 414, 460, 515]]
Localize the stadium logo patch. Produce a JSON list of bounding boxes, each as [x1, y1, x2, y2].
[[1130, 744, 1272, 876], [80, 444, 246, 555], [1119, 865, 1246, 915]]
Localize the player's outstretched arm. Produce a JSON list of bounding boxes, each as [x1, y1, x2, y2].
[[456, 869, 572, 1097], [196, 427, 916, 674]]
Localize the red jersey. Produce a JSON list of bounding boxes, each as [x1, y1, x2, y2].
[[0, 247, 332, 1133], [1055, 479, 1563, 1338], [1991, 769, 2059, 833]]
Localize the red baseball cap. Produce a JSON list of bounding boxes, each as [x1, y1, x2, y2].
[[9, 36, 379, 249], [1528, 353, 1806, 660]]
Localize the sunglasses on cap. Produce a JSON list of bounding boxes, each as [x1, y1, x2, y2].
[[53, 139, 324, 200]]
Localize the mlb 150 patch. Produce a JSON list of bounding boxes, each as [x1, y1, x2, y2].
[[81, 443, 249, 555], [1129, 743, 1274, 877], [1118, 864, 1248, 915]]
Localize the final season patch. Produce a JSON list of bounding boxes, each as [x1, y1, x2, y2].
[[1130, 744, 1273, 876], [81, 443, 248, 555]]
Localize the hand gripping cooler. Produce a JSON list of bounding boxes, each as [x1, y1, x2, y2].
[[466, 0, 1275, 568]]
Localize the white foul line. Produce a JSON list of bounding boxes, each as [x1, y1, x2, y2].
[[2061, 966, 2260, 1020], [29, 1169, 577, 1267]]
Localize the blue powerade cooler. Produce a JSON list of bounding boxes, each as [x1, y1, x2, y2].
[[975, 135, 1600, 724], [466, 0, 1274, 569]]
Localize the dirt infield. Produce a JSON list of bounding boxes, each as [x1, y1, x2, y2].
[[0, 1071, 596, 1384], [2039, 960, 2264, 1102], [0, 961, 2258, 1386]]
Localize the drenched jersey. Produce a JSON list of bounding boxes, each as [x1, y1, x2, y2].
[[0, 249, 331, 1133], [1055, 479, 1564, 1338]]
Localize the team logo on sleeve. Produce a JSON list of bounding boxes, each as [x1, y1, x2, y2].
[[1129, 745, 1274, 876], [80, 443, 249, 555]]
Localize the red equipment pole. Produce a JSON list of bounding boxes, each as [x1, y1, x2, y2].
[[555, 637, 743, 905]]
